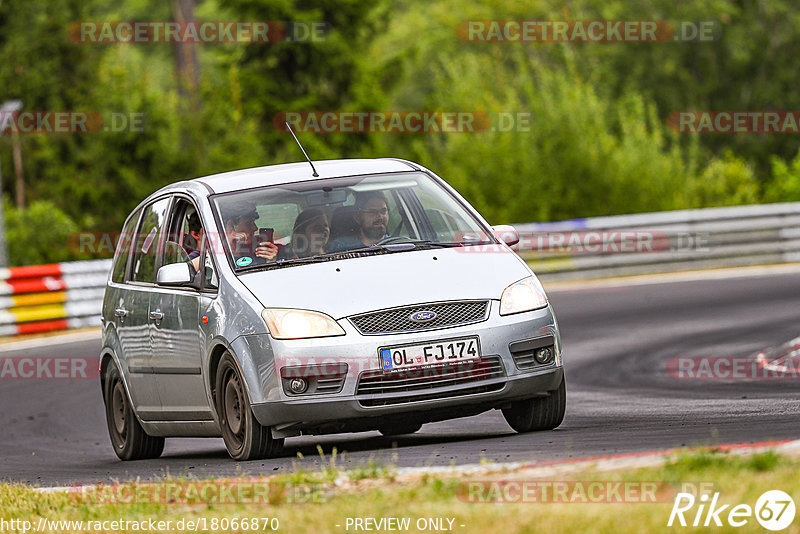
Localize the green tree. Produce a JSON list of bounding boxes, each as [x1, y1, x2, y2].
[[765, 151, 800, 203]]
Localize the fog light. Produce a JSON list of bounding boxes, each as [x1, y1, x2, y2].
[[288, 378, 308, 394], [534, 347, 553, 364]]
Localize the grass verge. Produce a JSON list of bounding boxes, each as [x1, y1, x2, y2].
[[1, 449, 798, 533]]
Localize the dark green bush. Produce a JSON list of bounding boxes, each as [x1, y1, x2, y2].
[[4, 199, 82, 266]]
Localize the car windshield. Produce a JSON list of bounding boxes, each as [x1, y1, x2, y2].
[[211, 171, 495, 271]]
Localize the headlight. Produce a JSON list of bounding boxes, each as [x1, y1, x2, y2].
[[499, 276, 548, 315], [261, 309, 345, 339]]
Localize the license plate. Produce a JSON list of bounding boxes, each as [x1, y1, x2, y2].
[[379, 337, 481, 371]]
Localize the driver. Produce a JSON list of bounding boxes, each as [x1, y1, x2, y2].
[[327, 192, 389, 253]]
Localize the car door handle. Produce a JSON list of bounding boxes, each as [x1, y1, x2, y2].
[[149, 311, 164, 320], [114, 308, 128, 318]]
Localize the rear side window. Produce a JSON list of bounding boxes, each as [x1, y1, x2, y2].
[[111, 207, 142, 283], [130, 197, 171, 283]]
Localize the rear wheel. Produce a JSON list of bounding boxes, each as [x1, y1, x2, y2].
[[502, 376, 566, 433], [215, 353, 283, 461], [378, 423, 422, 437], [103, 362, 164, 460]]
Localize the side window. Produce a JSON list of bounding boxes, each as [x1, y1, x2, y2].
[[161, 196, 219, 292], [416, 189, 472, 242], [111, 207, 142, 283], [425, 208, 459, 240], [131, 197, 171, 283], [163, 198, 198, 266], [386, 190, 417, 239]]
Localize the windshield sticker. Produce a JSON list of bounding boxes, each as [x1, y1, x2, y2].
[[236, 257, 253, 267]]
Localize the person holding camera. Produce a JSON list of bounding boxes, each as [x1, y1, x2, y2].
[[220, 201, 279, 264]]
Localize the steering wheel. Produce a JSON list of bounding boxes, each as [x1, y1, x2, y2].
[[375, 235, 413, 246]]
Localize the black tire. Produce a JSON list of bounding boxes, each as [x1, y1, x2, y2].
[[215, 353, 284, 461], [502, 375, 566, 433], [103, 362, 165, 460], [378, 423, 422, 437]]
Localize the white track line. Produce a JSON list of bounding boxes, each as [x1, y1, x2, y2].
[[0, 328, 101, 353]]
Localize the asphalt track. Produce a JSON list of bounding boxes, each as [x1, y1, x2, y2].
[[2, 268, 800, 486]]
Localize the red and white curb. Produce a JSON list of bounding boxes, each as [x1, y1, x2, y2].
[[756, 336, 800, 375]]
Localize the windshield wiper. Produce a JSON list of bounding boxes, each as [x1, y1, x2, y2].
[[400, 239, 463, 248], [236, 246, 391, 272], [383, 239, 491, 249], [235, 240, 485, 272]]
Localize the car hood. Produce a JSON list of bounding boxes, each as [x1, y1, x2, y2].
[[238, 247, 532, 319]]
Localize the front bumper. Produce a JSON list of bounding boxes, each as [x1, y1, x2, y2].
[[252, 366, 563, 433], [241, 300, 563, 431]]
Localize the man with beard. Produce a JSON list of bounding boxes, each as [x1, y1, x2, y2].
[[327, 192, 390, 253]]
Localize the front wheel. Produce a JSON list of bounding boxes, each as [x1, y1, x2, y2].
[[215, 353, 284, 461], [502, 376, 566, 433], [103, 362, 164, 460]]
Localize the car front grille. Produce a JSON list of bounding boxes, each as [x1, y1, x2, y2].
[[356, 356, 505, 406], [349, 300, 489, 335]]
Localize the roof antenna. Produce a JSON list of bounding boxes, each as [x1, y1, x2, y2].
[[285, 121, 318, 177]]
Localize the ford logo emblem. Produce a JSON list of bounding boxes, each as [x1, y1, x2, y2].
[[409, 310, 437, 323]]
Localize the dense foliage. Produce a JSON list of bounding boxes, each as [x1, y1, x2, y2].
[[0, 0, 796, 264]]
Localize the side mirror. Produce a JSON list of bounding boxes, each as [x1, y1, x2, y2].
[[491, 225, 520, 247], [156, 262, 193, 287]]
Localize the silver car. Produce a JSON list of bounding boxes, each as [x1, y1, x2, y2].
[[100, 158, 565, 461]]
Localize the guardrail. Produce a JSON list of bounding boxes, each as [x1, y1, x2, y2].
[[0, 202, 798, 337], [516, 202, 800, 280]]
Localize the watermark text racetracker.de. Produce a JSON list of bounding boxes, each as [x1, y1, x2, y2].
[[668, 111, 800, 134], [70, 21, 328, 43], [70, 230, 261, 256], [0, 357, 99, 379], [68, 229, 710, 257], [667, 355, 800, 380], [0, 111, 147, 134], [273, 111, 533, 133], [461, 229, 710, 255], [457, 20, 718, 42], [277, 352, 502, 385], [69, 480, 326, 505], [458, 480, 714, 503]]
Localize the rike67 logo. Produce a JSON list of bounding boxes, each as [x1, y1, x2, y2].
[[668, 490, 796, 531]]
